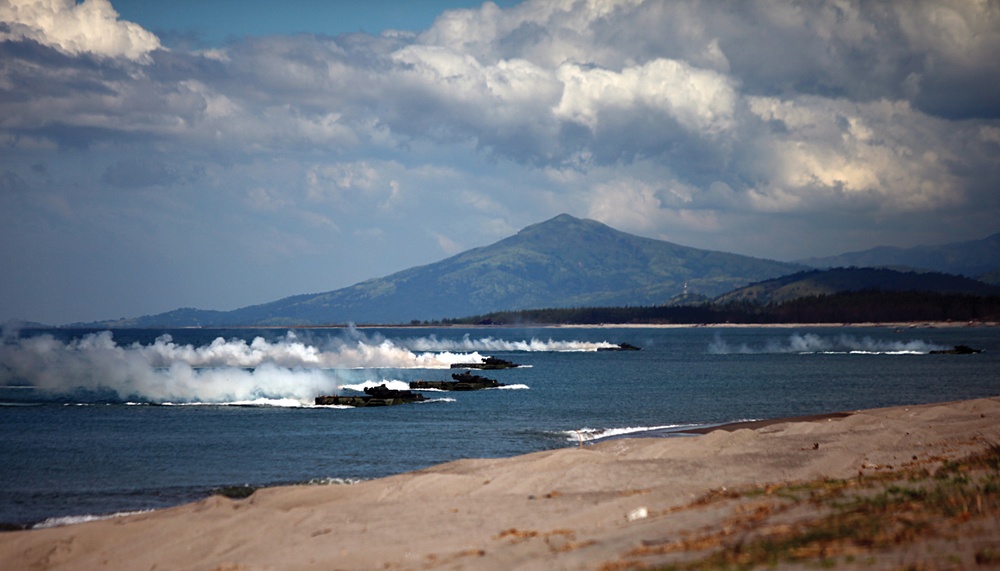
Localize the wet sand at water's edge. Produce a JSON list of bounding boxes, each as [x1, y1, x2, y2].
[[3, 396, 999, 570]]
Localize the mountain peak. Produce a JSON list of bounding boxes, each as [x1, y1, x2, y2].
[[93, 215, 806, 326], [514, 213, 623, 242], [518, 213, 590, 233], [546, 213, 580, 223]]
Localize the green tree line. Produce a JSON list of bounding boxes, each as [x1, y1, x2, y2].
[[432, 291, 1000, 326]]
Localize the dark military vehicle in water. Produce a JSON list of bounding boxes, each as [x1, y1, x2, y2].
[[448, 356, 520, 369], [929, 344, 982, 355], [410, 371, 506, 391], [597, 342, 641, 351], [315, 384, 427, 407]]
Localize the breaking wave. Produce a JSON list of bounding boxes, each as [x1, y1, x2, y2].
[[32, 509, 154, 530], [563, 424, 691, 443], [707, 332, 948, 355]]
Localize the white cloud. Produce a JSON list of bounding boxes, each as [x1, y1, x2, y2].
[[391, 44, 491, 103], [894, 1, 1000, 69], [555, 58, 736, 137], [179, 80, 239, 121], [246, 187, 287, 212], [305, 161, 403, 213], [432, 232, 464, 255], [585, 172, 723, 237], [418, 1, 507, 58], [746, 96, 964, 212], [981, 126, 1000, 146], [587, 178, 663, 231], [0, 0, 160, 61], [389, 44, 562, 136], [421, 0, 647, 67]]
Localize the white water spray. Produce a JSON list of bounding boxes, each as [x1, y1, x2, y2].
[[402, 334, 618, 352], [0, 330, 560, 404], [707, 332, 948, 355], [0, 331, 487, 404]]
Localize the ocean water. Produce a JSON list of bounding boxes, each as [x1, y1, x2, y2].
[[2, 325, 999, 528]]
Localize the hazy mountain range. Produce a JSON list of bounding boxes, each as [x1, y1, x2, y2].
[[81, 214, 1000, 328], [88, 214, 804, 327], [715, 267, 1000, 306], [798, 233, 1000, 278]]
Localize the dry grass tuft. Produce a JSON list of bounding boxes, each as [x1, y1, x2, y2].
[[605, 442, 1000, 570]]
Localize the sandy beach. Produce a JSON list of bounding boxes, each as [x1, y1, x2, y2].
[[3, 396, 999, 570]]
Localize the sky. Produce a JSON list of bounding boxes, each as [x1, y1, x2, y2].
[[1, 0, 999, 325]]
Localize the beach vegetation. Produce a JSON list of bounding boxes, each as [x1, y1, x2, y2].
[[977, 547, 1000, 564], [441, 290, 1000, 326], [606, 442, 1000, 571]]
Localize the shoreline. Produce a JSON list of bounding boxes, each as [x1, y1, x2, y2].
[[3, 396, 998, 570], [680, 410, 855, 435], [0, 412, 855, 531], [0, 412, 857, 530]]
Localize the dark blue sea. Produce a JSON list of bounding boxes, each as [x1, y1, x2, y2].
[[2, 325, 999, 528]]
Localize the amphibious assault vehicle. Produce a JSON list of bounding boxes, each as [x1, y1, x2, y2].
[[315, 384, 426, 407], [929, 344, 982, 355], [597, 342, 641, 351], [409, 371, 506, 391], [448, 356, 520, 370]]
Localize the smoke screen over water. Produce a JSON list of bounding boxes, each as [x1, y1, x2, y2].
[[0, 329, 614, 404], [707, 332, 949, 355]]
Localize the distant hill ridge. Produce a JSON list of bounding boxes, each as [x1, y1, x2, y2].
[[799, 232, 1000, 279], [90, 214, 805, 327], [714, 267, 1000, 306]]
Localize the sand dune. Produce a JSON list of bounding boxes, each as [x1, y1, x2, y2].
[[3, 396, 999, 570]]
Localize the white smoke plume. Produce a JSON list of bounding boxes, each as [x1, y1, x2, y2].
[[127, 331, 485, 369], [0, 330, 489, 404], [0, 330, 596, 403], [0, 332, 335, 404], [400, 334, 618, 352], [707, 332, 949, 355]]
